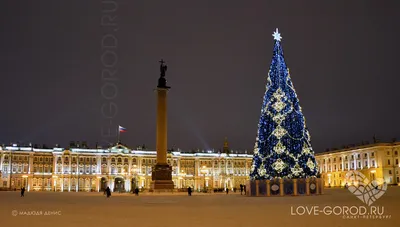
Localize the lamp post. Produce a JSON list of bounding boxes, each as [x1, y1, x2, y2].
[[22, 175, 28, 190], [132, 165, 138, 191], [200, 166, 208, 192], [52, 175, 58, 192], [180, 170, 186, 189]]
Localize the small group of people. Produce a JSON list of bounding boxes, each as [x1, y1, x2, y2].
[[239, 184, 246, 195], [104, 187, 140, 197]]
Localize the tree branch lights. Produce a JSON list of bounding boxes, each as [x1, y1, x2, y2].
[[250, 29, 318, 180]]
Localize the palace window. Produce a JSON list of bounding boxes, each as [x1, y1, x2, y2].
[[372, 160, 375, 167], [118, 158, 122, 163], [389, 170, 392, 175], [388, 160, 391, 165], [365, 161, 368, 167], [395, 151, 398, 156], [396, 159, 399, 165], [371, 152, 374, 157]]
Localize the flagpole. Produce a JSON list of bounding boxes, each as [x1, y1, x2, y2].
[[117, 126, 120, 144]]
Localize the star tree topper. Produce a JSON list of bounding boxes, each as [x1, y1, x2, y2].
[[272, 28, 282, 41]]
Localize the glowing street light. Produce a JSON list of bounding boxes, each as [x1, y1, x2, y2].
[[200, 166, 208, 192]]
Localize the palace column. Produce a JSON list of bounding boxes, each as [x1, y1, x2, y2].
[[150, 59, 174, 191]]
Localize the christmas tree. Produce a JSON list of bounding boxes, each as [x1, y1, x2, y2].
[[250, 28, 318, 180]]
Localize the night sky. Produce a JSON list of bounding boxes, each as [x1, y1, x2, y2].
[[1, 1, 399, 153]]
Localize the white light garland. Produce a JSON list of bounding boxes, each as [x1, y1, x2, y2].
[[272, 125, 287, 139], [272, 159, 286, 173], [273, 141, 286, 154], [307, 158, 315, 170], [291, 163, 303, 176], [273, 113, 286, 125], [302, 145, 312, 155]]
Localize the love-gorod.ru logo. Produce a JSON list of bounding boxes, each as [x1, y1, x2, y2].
[[345, 170, 387, 206]]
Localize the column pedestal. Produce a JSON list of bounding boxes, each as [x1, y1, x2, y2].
[[150, 163, 174, 191]]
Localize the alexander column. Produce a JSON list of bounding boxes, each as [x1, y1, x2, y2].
[[150, 59, 174, 191]]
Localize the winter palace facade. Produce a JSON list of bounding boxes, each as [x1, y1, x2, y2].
[[1, 142, 399, 192], [0, 142, 253, 192]]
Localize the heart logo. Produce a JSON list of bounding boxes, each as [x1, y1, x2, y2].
[[345, 170, 387, 206]]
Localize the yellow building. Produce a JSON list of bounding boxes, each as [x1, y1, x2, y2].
[[0, 143, 252, 192], [315, 142, 400, 187]]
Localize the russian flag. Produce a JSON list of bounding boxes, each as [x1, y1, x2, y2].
[[118, 125, 127, 133]]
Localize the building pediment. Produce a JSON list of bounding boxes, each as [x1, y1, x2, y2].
[[109, 145, 130, 153]]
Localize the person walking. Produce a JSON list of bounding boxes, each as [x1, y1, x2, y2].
[[106, 186, 111, 198], [226, 188, 229, 195], [21, 187, 25, 197], [243, 185, 246, 195], [135, 187, 139, 196], [187, 186, 192, 196]]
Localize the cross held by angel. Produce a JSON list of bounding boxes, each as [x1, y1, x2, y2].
[[160, 59, 167, 78]]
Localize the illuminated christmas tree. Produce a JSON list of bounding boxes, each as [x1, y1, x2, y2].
[[250, 28, 318, 180]]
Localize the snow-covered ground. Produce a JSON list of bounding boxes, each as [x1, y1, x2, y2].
[[1, 188, 399, 227]]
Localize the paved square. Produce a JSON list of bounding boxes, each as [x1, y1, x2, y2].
[[1, 188, 399, 227]]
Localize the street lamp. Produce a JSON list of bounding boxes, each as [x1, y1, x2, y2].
[[22, 175, 28, 190], [52, 175, 58, 192], [132, 165, 138, 190], [180, 170, 186, 189], [200, 166, 208, 192]]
